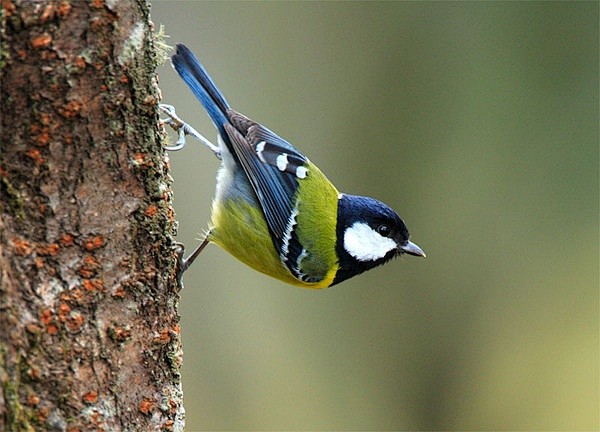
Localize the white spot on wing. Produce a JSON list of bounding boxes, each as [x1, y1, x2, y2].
[[256, 141, 267, 163], [276, 153, 289, 171], [343, 222, 397, 262], [295, 166, 308, 179]]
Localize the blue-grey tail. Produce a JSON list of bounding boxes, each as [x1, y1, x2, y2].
[[171, 43, 230, 138]]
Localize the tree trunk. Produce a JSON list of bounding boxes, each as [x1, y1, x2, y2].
[[0, 1, 184, 431]]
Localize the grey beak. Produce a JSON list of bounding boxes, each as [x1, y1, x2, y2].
[[401, 241, 426, 257]]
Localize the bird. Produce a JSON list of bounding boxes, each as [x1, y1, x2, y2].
[[161, 43, 425, 288]]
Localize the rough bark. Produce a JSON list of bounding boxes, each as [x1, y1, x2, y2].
[[0, 1, 184, 431]]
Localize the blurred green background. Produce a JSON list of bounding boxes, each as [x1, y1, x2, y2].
[[152, 2, 598, 430]]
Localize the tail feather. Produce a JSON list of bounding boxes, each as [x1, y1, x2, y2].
[[171, 43, 230, 137]]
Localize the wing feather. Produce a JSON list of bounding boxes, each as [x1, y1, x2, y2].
[[223, 119, 325, 282], [223, 123, 298, 240]]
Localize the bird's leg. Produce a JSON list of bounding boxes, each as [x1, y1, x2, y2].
[[159, 104, 221, 158], [172, 232, 211, 282], [180, 236, 211, 272], [160, 104, 218, 281]]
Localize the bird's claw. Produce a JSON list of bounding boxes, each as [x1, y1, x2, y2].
[[170, 241, 188, 285], [160, 104, 189, 151], [159, 104, 221, 157]]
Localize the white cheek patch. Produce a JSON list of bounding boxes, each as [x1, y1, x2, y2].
[[343, 222, 397, 262]]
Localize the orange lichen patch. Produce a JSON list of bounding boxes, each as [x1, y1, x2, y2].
[[139, 398, 157, 415], [90, 16, 108, 31], [59, 233, 75, 247], [145, 204, 158, 217], [70, 286, 84, 300], [12, 237, 33, 256], [162, 420, 174, 431], [58, 303, 71, 322], [66, 311, 85, 333], [30, 123, 43, 133], [82, 278, 104, 292], [168, 398, 178, 414], [79, 255, 101, 279], [84, 235, 104, 251], [119, 74, 128, 84], [132, 152, 152, 168], [40, 3, 55, 22], [90, 0, 104, 8], [73, 56, 86, 69], [38, 243, 60, 256], [28, 393, 41, 406], [112, 285, 126, 298], [31, 33, 52, 49], [46, 323, 58, 335], [36, 131, 50, 146], [30, 121, 51, 146], [154, 329, 171, 345], [143, 94, 157, 106], [29, 119, 43, 133], [78, 267, 95, 279], [35, 406, 50, 424], [89, 410, 106, 430], [155, 324, 181, 345], [144, 267, 156, 280], [40, 308, 59, 334], [82, 390, 98, 404], [39, 113, 52, 125], [57, 1, 71, 18], [59, 100, 83, 118], [26, 148, 45, 165], [61, 286, 84, 302], [166, 206, 176, 223], [82, 254, 100, 268], [40, 308, 53, 324], [110, 325, 132, 343]]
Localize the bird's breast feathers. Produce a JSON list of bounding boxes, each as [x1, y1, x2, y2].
[[210, 159, 340, 289]]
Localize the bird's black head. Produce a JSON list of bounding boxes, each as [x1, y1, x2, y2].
[[332, 194, 425, 286]]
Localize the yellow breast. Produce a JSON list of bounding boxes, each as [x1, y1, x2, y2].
[[209, 198, 335, 288]]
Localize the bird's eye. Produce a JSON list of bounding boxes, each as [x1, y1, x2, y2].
[[377, 224, 391, 237]]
